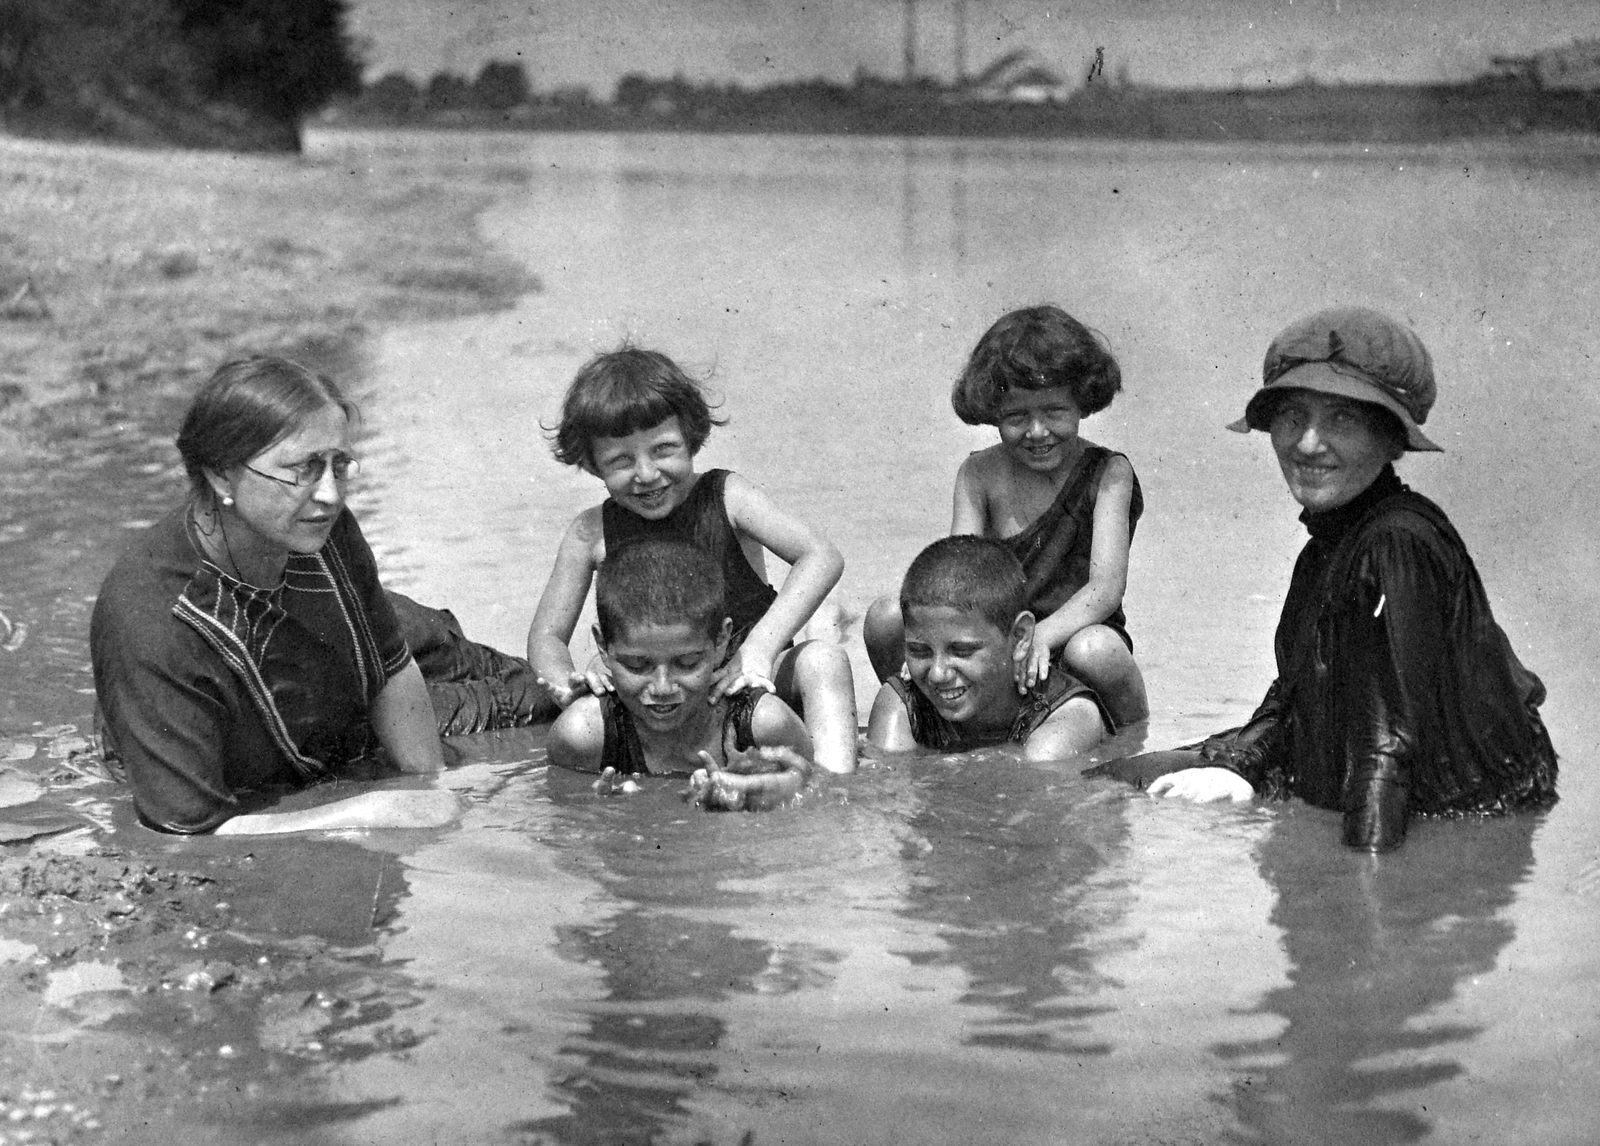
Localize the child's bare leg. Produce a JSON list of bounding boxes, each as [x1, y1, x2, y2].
[[862, 594, 906, 682], [773, 641, 859, 774], [1063, 625, 1149, 726]]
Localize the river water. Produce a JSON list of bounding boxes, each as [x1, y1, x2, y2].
[[7, 127, 1600, 1144]]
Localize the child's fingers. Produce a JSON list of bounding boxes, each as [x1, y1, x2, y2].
[[592, 766, 618, 794], [583, 668, 613, 695], [696, 749, 722, 775]]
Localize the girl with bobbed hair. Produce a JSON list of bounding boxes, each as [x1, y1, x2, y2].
[[864, 303, 1148, 733], [92, 356, 552, 835]]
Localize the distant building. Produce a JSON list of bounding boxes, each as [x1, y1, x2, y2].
[[959, 50, 1073, 103], [1492, 38, 1600, 90]]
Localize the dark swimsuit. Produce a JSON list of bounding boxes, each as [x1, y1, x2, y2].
[[601, 469, 777, 648], [886, 670, 1115, 751], [1002, 443, 1142, 652], [598, 689, 761, 776]]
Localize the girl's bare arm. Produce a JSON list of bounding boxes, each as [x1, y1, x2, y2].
[[527, 508, 603, 706], [1029, 455, 1136, 658], [717, 474, 843, 688]]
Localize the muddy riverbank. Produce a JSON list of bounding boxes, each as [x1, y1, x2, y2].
[[0, 133, 540, 1142]]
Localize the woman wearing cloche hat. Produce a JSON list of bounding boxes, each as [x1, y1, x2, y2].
[[1125, 306, 1557, 851]]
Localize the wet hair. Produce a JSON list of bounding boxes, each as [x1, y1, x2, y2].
[[176, 357, 354, 500], [900, 535, 1027, 635], [950, 305, 1122, 426], [595, 537, 729, 645], [549, 346, 726, 468]]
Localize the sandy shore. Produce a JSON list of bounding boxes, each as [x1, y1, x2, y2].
[[0, 131, 537, 1142], [0, 133, 536, 442]]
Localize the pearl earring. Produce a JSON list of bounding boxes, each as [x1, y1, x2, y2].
[[222, 495, 234, 507]]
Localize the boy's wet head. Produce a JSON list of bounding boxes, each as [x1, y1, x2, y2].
[[550, 347, 726, 469], [596, 537, 729, 647], [900, 538, 1033, 728], [951, 305, 1122, 426], [900, 536, 1027, 636]]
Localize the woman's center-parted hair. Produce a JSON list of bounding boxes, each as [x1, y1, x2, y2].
[[175, 357, 354, 498], [549, 346, 727, 469], [900, 535, 1028, 636], [595, 537, 730, 646], [951, 305, 1122, 426]]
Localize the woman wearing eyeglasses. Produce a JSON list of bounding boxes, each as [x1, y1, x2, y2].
[[90, 357, 552, 835]]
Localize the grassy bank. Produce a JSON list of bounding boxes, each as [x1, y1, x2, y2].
[[0, 134, 538, 445]]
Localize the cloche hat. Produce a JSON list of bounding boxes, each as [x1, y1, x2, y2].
[[1228, 306, 1443, 452]]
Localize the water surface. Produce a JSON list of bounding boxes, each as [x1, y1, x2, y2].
[[5, 128, 1597, 1144]]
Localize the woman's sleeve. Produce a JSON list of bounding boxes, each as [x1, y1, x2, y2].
[[91, 591, 242, 834], [1334, 524, 1452, 851], [1190, 679, 1290, 794], [337, 512, 413, 683]]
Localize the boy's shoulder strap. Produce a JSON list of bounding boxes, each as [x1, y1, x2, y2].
[[599, 692, 649, 776]]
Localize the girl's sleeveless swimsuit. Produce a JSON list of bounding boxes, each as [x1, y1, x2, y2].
[[1003, 444, 1143, 652], [601, 469, 778, 648]]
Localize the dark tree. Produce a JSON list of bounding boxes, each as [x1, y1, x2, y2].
[[474, 60, 529, 111], [365, 70, 419, 117], [424, 71, 474, 112], [614, 72, 653, 110], [170, 0, 362, 122]]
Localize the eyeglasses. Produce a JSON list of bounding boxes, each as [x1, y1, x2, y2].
[[244, 452, 361, 490]]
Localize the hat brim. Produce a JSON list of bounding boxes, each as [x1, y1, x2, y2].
[[1226, 362, 1442, 452]]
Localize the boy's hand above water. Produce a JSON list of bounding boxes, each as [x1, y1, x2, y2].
[[688, 746, 810, 811], [592, 766, 641, 796]]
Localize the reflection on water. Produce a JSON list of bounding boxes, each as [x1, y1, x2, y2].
[[894, 754, 1125, 1057], [2, 128, 1597, 1143], [1223, 812, 1539, 1145]]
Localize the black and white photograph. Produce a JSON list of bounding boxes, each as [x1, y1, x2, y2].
[[2, 2, 1598, 1142]]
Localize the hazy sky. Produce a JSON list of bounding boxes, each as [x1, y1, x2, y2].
[[349, 0, 1600, 93]]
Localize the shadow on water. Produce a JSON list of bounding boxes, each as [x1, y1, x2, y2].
[[893, 750, 1131, 1058], [1218, 810, 1540, 1146]]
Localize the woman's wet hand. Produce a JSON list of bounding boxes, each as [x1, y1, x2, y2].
[[1146, 766, 1254, 803]]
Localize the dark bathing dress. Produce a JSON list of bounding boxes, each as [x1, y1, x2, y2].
[[601, 469, 777, 650], [596, 689, 761, 777], [1179, 466, 1558, 851], [91, 504, 553, 833], [1004, 443, 1143, 653], [886, 671, 1115, 751]]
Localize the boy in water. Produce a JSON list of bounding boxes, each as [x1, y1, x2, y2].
[[864, 305, 1147, 727], [529, 346, 856, 773], [867, 536, 1111, 761], [547, 538, 812, 811]]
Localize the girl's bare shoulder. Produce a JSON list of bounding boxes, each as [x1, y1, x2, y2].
[[958, 444, 1012, 483]]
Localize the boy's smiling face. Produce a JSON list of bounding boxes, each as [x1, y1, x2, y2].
[[589, 416, 697, 519], [902, 604, 1028, 728], [996, 386, 1083, 474], [599, 618, 730, 734]]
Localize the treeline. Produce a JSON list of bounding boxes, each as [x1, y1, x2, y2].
[[337, 62, 1600, 144], [0, 0, 361, 150]]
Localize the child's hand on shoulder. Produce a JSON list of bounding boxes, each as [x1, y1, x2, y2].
[[688, 747, 810, 811], [1014, 633, 1052, 693], [710, 646, 777, 703], [537, 655, 614, 709]]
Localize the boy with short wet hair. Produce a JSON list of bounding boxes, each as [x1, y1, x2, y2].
[[866, 536, 1112, 761], [529, 346, 857, 774], [546, 537, 812, 811]]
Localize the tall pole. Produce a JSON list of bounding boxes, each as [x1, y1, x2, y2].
[[953, 0, 967, 85], [904, 0, 917, 82]]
